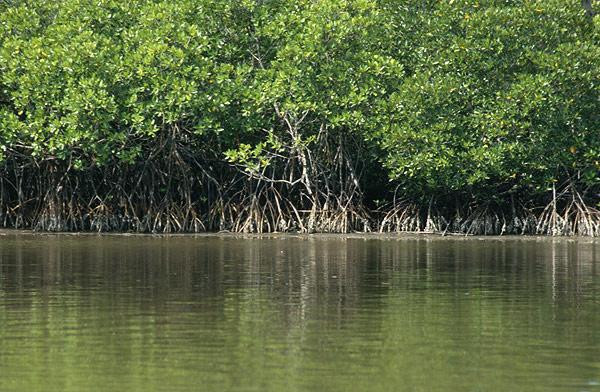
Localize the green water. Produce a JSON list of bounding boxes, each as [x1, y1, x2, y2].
[[0, 233, 599, 391]]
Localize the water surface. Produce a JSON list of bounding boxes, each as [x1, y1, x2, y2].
[[0, 233, 599, 391]]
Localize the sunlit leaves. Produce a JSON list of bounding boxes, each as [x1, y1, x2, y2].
[[376, 0, 600, 198]]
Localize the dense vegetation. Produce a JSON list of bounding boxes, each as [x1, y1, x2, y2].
[[0, 0, 598, 235]]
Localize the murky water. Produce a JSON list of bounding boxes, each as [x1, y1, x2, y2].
[[0, 233, 599, 391]]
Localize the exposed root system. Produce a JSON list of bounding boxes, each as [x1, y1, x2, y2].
[[1, 136, 598, 236]]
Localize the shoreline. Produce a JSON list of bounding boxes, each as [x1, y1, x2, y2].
[[1, 228, 598, 243]]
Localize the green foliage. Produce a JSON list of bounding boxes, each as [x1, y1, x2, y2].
[[376, 0, 600, 199], [0, 0, 598, 212], [0, 0, 245, 165]]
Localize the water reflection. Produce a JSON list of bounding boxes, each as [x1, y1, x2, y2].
[[2, 235, 597, 304], [0, 234, 599, 391]]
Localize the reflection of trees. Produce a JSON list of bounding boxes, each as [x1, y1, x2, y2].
[[0, 234, 598, 315], [0, 233, 599, 391]]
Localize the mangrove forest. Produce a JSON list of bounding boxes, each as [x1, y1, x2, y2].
[[0, 0, 599, 235]]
